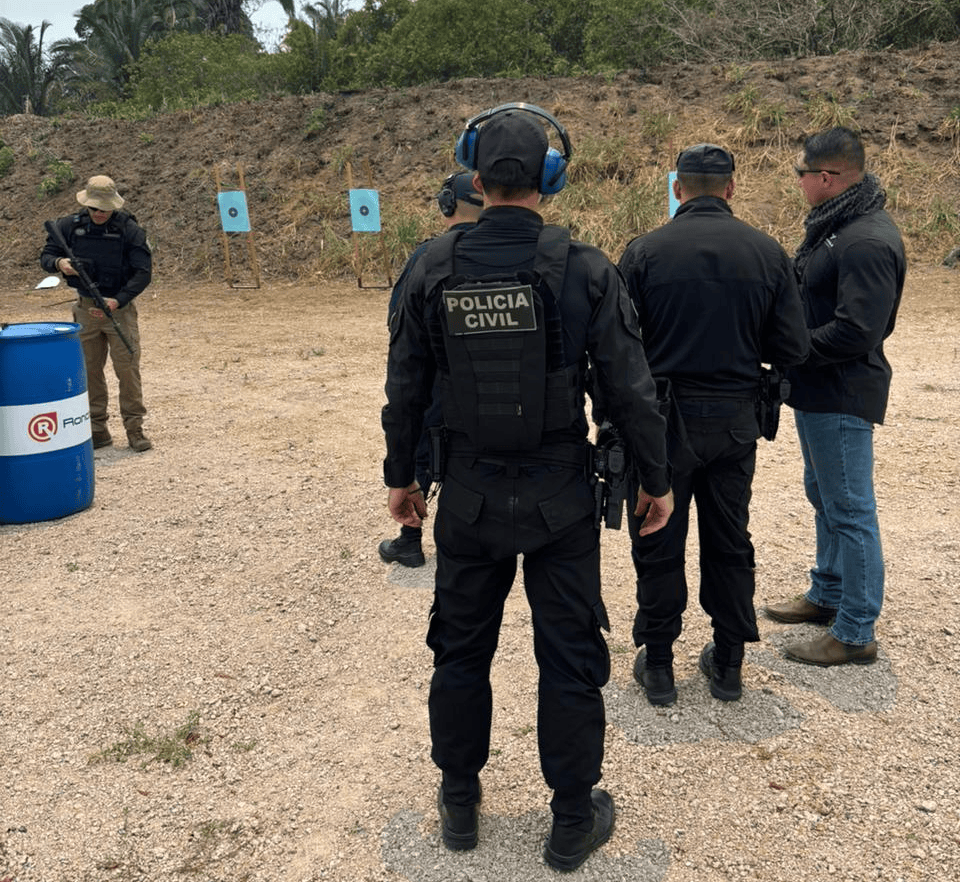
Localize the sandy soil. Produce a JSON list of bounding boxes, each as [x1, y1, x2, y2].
[[0, 263, 957, 881]]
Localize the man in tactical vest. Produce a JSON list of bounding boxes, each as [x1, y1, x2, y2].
[[378, 172, 484, 568], [41, 175, 153, 452], [382, 103, 673, 871]]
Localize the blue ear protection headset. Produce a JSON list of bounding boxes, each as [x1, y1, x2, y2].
[[454, 102, 571, 195]]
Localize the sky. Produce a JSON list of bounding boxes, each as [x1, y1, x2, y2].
[[0, 0, 299, 49]]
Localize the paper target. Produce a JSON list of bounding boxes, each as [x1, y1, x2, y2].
[[349, 189, 382, 232], [218, 190, 251, 232]]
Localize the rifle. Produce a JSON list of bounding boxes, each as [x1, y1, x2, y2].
[[44, 219, 136, 355]]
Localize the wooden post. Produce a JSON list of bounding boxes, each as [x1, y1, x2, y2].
[[237, 164, 261, 288], [213, 165, 233, 285], [365, 157, 393, 289], [213, 163, 260, 288], [345, 161, 362, 284]]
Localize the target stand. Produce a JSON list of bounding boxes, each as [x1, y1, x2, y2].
[[214, 163, 261, 289], [345, 160, 392, 289]]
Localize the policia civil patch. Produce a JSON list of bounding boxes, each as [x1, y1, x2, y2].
[[443, 281, 537, 335]]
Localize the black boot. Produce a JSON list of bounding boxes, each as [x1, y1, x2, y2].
[[544, 789, 615, 872], [437, 781, 480, 851], [377, 527, 425, 567], [632, 646, 676, 706], [699, 641, 743, 701]]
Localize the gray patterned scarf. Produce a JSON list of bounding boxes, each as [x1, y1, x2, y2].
[[794, 173, 886, 277]]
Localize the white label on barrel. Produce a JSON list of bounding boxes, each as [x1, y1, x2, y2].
[[0, 392, 92, 456]]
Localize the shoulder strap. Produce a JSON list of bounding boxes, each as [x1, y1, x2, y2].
[[533, 225, 570, 299], [421, 229, 466, 296], [423, 225, 569, 295]]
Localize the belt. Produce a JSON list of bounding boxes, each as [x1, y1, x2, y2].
[[448, 441, 589, 471]]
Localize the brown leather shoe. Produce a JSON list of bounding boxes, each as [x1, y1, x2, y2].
[[784, 633, 877, 667], [764, 597, 835, 625], [127, 430, 153, 452], [92, 429, 112, 449]]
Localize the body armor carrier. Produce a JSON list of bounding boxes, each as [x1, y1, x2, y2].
[[423, 226, 580, 453], [67, 211, 130, 297]]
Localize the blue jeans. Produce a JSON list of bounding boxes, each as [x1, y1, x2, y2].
[[794, 410, 884, 645]]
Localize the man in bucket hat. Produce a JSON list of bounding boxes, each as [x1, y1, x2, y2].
[[41, 175, 153, 452], [382, 103, 673, 870]]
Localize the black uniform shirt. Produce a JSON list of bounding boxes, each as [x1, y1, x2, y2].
[[619, 196, 809, 398]]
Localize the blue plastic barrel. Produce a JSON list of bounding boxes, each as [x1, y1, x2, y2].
[[0, 322, 95, 524]]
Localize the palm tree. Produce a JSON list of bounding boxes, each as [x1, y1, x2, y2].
[[199, 0, 255, 37], [303, 1, 348, 39], [0, 19, 67, 115], [288, 0, 348, 82], [53, 0, 189, 100]]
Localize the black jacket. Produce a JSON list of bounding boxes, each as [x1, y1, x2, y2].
[[619, 196, 809, 398], [382, 205, 670, 497], [786, 208, 906, 424]]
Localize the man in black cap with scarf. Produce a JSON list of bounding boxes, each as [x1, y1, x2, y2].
[[765, 127, 906, 667], [619, 143, 809, 706], [382, 103, 673, 870]]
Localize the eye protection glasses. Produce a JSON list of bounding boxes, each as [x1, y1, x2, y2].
[[794, 165, 842, 177]]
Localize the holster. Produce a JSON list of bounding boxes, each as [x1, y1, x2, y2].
[[590, 422, 628, 530], [756, 367, 791, 441]]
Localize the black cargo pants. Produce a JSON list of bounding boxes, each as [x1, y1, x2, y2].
[[427, 451, 609, 827]]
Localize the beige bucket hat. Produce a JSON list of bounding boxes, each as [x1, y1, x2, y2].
[[76, 175, 125, 210]]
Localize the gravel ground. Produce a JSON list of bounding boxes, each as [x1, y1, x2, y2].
[[1, 270, 958, 882]]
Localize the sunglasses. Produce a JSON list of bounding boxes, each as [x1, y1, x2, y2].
[[794, 165, 842, 177]]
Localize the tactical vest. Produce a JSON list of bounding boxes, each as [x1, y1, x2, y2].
[[68, 212, 130, 296], [424, 225, 581, 453]]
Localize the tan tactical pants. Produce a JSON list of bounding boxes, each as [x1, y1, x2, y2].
[[71, 297, 146, 434]]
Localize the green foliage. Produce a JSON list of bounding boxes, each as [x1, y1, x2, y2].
[[54, 0, 175, 104], [304, 106, 327, 136], [10, 0, 960, 115], [89, 710, 207, 768], [584, 0, 678, 70], [0, 19, 68, 115], [805, 94, 857, 131], [125, 32, 283, 112], [0, 144, 14, 178], [724, 86, 762, 116], [358, 0, 557, 87], [921, 197, 960, 235], [273, 17, 350, 93], [38, 159, 75, 197]]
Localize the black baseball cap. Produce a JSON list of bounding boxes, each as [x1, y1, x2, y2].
[[476, 110, 548, 186], [676, 143, 736, 174]]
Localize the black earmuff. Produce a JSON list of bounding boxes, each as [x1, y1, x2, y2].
[[454, 102, 571, 195], [437, 175, 458, 217]]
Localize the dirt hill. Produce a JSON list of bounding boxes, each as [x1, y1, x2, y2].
[[2, 40, 960, 289]]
